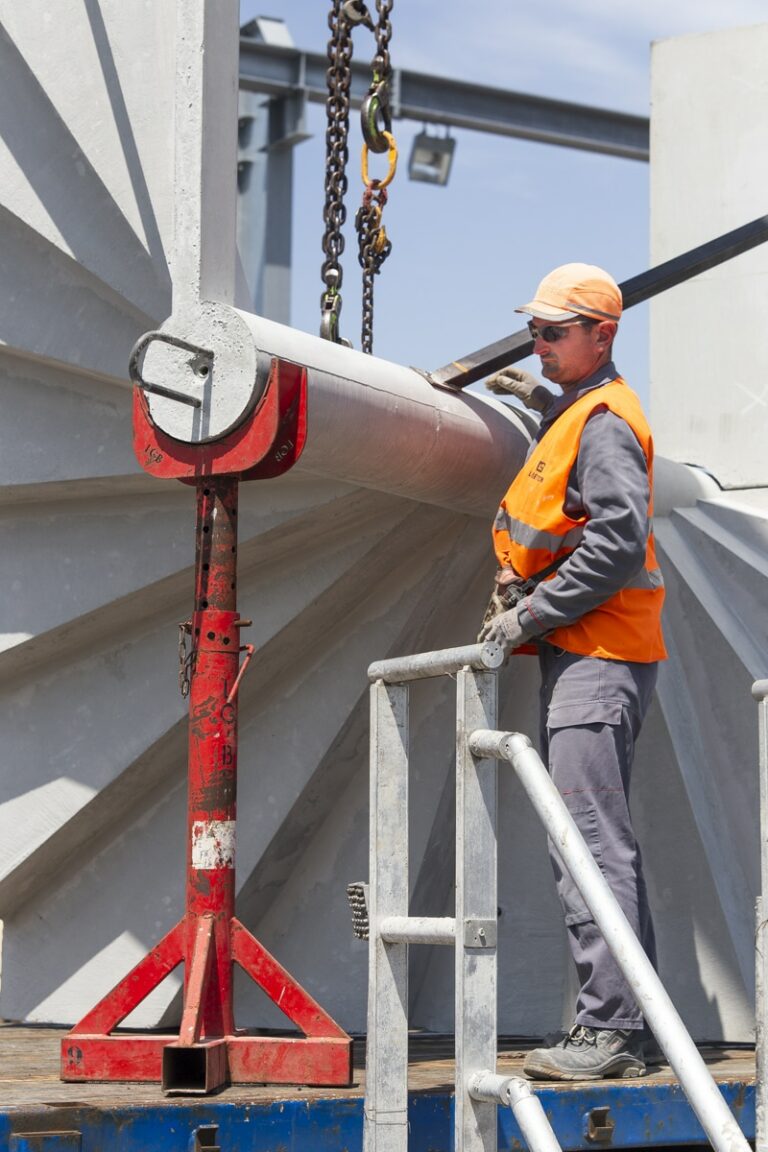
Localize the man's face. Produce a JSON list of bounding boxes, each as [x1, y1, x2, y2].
[[530, 316, 616, 391]]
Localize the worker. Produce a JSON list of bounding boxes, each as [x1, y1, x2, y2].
[[482, 263, 665, 1081]]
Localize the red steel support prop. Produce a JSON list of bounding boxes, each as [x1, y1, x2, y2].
[[62, 358, 353, 1091], [184, 477, 240, 1045]]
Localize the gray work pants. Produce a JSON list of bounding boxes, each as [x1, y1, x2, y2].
[[538, 645, 658, 1031]]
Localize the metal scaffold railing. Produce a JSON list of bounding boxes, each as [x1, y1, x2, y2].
[[363, 640, 562, 1152], [363, 642, 757, 1152]]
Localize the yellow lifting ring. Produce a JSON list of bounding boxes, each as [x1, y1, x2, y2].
[[361, 132, 398, 189]]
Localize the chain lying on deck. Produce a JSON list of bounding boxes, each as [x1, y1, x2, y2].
[[321, 0, 397, 354]]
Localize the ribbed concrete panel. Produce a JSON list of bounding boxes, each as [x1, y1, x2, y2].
[[0, 8, 173, 315], [0, 353, 136, 491], [0, 5, 766, 1051], [653, 492, 768, 1037]]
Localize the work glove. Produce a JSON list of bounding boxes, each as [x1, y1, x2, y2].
[[485, 367, 553, 414], [480, 606, 529, 658], [476, 568, 528, 643]]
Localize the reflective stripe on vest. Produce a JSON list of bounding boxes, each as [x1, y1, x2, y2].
[[493, 509, 585, 553]]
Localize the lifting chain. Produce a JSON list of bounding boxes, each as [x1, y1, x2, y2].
[[360, 0, 393, 155], [320, 0, 355, 345], [356, 175, 393, 355], [321, 0, 397, 354]]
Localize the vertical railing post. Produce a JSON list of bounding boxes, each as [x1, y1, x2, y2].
[[364, 680, 410, 1152], [456, 668, 499, 1152], [754, 679, 768, 1152]]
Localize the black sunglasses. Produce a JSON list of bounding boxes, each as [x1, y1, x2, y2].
[[527, 319, 594, 343]]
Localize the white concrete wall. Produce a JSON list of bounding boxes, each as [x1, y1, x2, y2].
[[650, 24, 768, 488], [646, 22, 768, 1040]]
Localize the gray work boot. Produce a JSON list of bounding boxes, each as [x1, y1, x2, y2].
[[524, 1025, 646, 1081], [543, 1025, 664, 1066]]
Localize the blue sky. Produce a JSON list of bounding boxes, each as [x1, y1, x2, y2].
[[239, 1, 766, 405]]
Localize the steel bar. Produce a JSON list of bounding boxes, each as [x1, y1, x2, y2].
[[378, 916, 455, 945], [367, 642, 504, 684], [65, 921, 185, 1041], [754, 679, 768, 1152], [178, 914, 216, 1046], [456, 671, 499, 1152], [226, 1035, 352, 1083], [228, 919, 350, 1038], [469, 1072, 563, 1152], [429, 213, 768, 390], [239, 40, 649, 160], [470, 729, 751, 1152], [136, 380, 203, 408]]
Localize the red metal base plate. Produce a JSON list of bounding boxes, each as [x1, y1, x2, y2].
[[61, 915, 352, 1089], [62, 1033, 353, 1087]]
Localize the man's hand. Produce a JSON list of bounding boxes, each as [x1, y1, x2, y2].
[[485, 367, 553, 414], [479, 606, 529, 656]]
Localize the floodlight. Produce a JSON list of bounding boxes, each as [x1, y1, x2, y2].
[[407, 130, 456, 186]]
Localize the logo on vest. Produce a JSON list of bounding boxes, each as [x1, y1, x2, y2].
[[528, 459, 546, 483]]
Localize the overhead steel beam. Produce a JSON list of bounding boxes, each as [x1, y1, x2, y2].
[[239, 39, 649, 162], [429, 213, 768, 391]]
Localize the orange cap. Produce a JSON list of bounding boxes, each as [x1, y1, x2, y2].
[[516, 263, 622, 322]]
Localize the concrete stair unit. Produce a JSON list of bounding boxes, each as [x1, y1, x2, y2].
[[0, 4, 766, 1049]]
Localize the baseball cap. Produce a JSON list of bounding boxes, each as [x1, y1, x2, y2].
[[516, 263, 622, 322]]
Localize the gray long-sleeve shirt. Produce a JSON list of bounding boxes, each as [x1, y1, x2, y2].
[[515, 361, 652, 639]]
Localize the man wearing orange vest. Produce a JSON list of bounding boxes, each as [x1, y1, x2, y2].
[[482, 263, 665, 1081]]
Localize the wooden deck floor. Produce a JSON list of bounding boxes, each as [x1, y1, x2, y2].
[[0, 1023, 756, 1110]]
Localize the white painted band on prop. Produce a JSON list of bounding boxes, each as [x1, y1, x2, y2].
[[191, 819, 236, 869]]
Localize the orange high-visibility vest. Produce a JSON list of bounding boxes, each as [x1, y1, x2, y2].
[[493, 378, 666, 662]]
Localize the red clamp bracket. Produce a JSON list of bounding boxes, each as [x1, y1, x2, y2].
[[132, 356, 307, 482]]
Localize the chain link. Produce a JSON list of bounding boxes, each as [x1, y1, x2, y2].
[[320, 0, 354, 343], [356, 187, 392, 354], [321, 0, 395, 352], [360, 0, 394, 153], [356, 0, 395, 354], [373, 0, 393, 78]]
